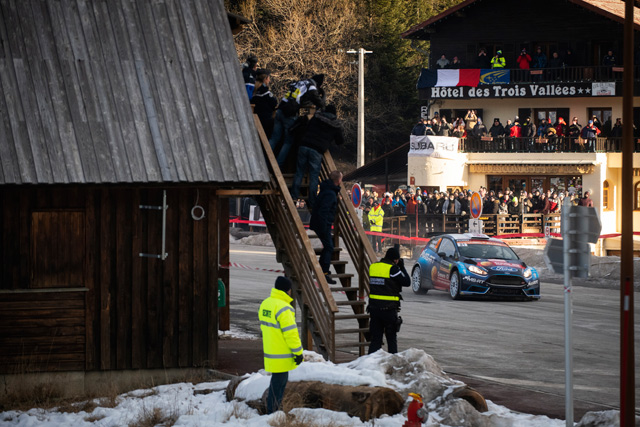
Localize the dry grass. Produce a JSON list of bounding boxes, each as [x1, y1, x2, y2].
[[0, 378, 64, 411], [268, 411, 346, 427], [127, 403, 183, 427]]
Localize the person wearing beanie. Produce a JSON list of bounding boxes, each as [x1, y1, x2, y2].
[[258, 276, 303, 413], [367, 246, 410, 355]]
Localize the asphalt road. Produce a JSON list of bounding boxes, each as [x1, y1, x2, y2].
[[226, 242, 640, 418]]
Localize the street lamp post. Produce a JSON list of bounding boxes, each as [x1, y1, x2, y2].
[[347, 48, 372, 168]]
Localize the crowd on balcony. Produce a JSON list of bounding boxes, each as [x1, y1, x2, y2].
[[435, 46, 640, 70], [412, 111, 638, 152]]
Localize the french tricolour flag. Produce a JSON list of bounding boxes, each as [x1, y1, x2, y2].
[[417, 69, 481, 88]]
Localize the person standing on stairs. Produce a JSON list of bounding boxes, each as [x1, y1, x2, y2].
[[259, 276, 304, 414], [367, 247, 410, 355], [309, 170, 343, 285], [291, 104, 344, 208]]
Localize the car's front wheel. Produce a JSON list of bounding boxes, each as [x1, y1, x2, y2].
[[412, 266, 428, 294], [449, 271, 461, 300]]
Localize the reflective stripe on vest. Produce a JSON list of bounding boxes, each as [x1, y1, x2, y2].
[[369, 294, 400, 301]]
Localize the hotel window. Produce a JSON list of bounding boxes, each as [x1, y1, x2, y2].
[[603, 181, 610, 210], [635, 182, 640, 210]]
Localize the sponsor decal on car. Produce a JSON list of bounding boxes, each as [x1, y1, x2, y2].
[[491, 266, 520, 272], [464, 275, 486, 284]]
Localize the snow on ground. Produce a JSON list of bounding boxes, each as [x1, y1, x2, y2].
[[3, 348, 622, 427]]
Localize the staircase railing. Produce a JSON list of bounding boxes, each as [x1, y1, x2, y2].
[[253, 115, 338, 361]]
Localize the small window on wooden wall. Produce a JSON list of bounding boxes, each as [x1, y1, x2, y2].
[[635, 182, 640, 211], [602, 180, 610, 210], [31, 211, 85, 288]]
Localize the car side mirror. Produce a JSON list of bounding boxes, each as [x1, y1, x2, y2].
[[438, 252, 446, 258]]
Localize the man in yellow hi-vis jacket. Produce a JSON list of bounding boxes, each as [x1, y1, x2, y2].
[[367, 200, 384, 252], [367, 247, 410, 354], [259, 276, 303, 413]]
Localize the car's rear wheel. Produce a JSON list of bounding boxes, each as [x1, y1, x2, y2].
[[412, 266, 428, 294], [449, 271, 461, 300]]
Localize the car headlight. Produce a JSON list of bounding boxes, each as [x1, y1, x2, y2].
[[523, 268, 532, 279], [468, 265, 488, 276]]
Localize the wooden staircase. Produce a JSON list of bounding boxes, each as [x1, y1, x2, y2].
[[253, 115, 377, 361]]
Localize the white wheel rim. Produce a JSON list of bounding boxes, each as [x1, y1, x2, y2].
[[412, 268, 421, 291], [450, 274, 458, 297]]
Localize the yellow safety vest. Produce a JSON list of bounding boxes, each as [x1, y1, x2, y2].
[[258, 288, 303, 373], [369, 262, 400, 302], [491, 56, 506, 68], [368, 206, 384, 232]]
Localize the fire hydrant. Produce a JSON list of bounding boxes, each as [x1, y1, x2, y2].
[[402, 392, 426, 427]]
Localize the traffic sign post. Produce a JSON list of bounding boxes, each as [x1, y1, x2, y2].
[[543, 198, 603, 427], [351, 183, 362, 208]]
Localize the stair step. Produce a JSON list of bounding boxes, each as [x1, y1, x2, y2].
[[330, 260, 348, 266], [335, 341, 371, 348], [334, 313, 370, 320], [336, 300, 366, 306], [335, 328, 369, 334], [329, 286, 359, 293], [328, 273, 354, 279], [314, 247, 342, 255]]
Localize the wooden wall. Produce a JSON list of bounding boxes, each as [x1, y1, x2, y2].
[[0, 186, 223, 373]]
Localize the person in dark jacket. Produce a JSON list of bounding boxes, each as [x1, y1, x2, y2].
[[579, 191, 594, 207], [532, 46, 547, 68], [269, 74, 326, 167], [309, 171, 342, 284], [368, 247, 410, 354], [291, 105, 344, 207], [411, 118, 427, 136], [476, 48, 491, 69], [242, 54, 258, 99], [251, 70, 278, 138]]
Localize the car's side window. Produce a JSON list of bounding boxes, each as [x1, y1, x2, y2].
[[428, 237, 441, 251], [438, 239, 456, 258]]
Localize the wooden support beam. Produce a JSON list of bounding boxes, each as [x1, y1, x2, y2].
[[216, 189, 278, 196]]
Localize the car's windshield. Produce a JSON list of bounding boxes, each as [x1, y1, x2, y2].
[[458, 242, 519, 260]]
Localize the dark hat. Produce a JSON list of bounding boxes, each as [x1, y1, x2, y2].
[[247, 54, 258, 67], [311, 74, 324, 87], [275, 276, 292, 293], [385, 247, 401, 260], [325, 104, 337, 115]]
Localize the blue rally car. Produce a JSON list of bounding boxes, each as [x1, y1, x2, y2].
[[411, 233, 540, 300]]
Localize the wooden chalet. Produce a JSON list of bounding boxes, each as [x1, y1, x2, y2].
[[0, 0, 269, 375]]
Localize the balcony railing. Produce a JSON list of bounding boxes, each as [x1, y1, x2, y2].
[[459, 136, 640, 153], [509, 65, 637, 84]]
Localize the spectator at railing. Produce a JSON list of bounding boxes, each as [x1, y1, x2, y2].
[[438, 117, 453, 136], [563, 49, 574, 67], [532, 191, 545, 213], [521, 192, 533, 214], [491, 50, 506, 68], [568, 117, 582, 150], [544, 193, 560, 214], [436, 54, 450, 69], [442, 193, 461, 215], [516, 48, 532, 69], [459, 192, 470, 217], [452, 124, 466, 138], [548, 52, 562, 79], [555, 117, 567, 142], [602, 118, 612, 137], [392, 195, 405, 215], [487, 194, 500, 214], [453, 117, 465, 129], [465, 110, 478, 132], [611, 118, 623, 138], [602, 50, 616, 67], [579, 191, 594, 207], [592, 115, 603, 131], [489, 118, 505, 138], [450, 56, 462, 69], [476, 48, 491, 69], [532, 46, 547, 69], [411, 118, 428, 135], [545, 126, 557, 152], [498, 199, 508, 214], [581, 120, 600, 152], [382, 196, 393, 217], [472, 118, 487, 144], [508, 197, 521, 216]]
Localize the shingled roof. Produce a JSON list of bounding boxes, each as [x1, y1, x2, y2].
[[0, 0, 269, 185], [402, 0, 640, 39]]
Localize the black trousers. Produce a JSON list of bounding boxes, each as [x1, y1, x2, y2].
[[314, 226, 333, 273], [267, 371, 289, 413], [368, 307, 398, 354]]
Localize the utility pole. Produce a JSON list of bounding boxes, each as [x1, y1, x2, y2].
[[347, 48, 372, 168], [620, 1, 635, 425]]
